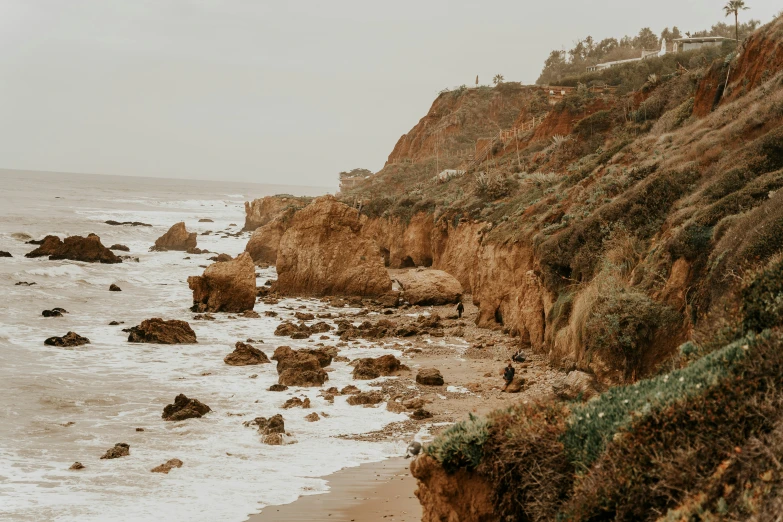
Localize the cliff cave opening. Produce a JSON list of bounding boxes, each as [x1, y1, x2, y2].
[[494, 307, 504, 325], [380, 247, 390, 267], [401, 256, 416, 268]]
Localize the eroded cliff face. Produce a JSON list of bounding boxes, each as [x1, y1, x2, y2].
[[410, 456, 495, 522]]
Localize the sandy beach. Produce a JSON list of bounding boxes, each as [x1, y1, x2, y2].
[[248, 458, 420, 522]]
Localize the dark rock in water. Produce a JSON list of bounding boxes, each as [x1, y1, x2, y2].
[[198, 218, 214, 223], [69, 462, 85, 470], [51, 307, 67, 314], [26, 234, 122, 263], [240, 310, 260, 318], [26, 238, 45, 245], [127, 318, 197, 344], [187, 247, 209, 255], [243, 414, 285, 439], [0, 251, 12, 258], [282, 397, 311, 409], [120, 256, 140, 262], [15, 281, 36, 286], [109, 321, 123, 325], [416, 368, 444, 386], [271, 345, 332, 387], [346, 391, 384, 406], [304, 412, 320, 422], [105, 220, 152, 227], [224, 342, 270, 366], [135, 427, 144, 432], [264, 311, 278, 317], [100, 443, 130, 459], [151, 222, 197, 252], [44, 332, 90, 347], [42, 309, 64, 318], [151, 458, 183, 474], [411, 408, 434, 420], [162, 394, 211, 421], [268, 384, 288, 392], [193, 313, 215, 321], [109, 244, 130, 252], [109, 284, 122, 292], [352, 354, 404, 380]]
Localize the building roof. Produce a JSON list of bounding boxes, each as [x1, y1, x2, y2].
[[673, 36, 735, 43]]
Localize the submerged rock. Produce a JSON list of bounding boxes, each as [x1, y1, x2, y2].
[[151, 222, 197, 252], [69, 462, 85, 470], [224, 341, 270, 366], [162, 394, 211, 421], [100, 443, 130, 459], [109, 244, 130, 252], [44, 332, 90, 347], [187, 252, 256, 313], [127, 318, 197, 344], [151, 458, 183, 474], [105, 220, 152, 227], [25, 234, 121, 263]]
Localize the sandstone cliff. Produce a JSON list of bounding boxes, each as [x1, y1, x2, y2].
[[243, 195, 310, 231], [275, 196, 391, 297], [187, 253, 256, 312]]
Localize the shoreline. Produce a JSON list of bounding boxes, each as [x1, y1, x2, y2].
[[246, 457, 421, 522]]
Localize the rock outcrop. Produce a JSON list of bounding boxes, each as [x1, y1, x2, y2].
[[243, 195, 309, 231], [152, 222, 197, 251], [0, 251, 12, 257], [224, 341, 270, 366], [346, 391, 384, 406], [109, 244, 130, 252], [276, 196, 392, 297], [352, 354, 405, 380], [44, 332, 90, 347], [25, 234, 121, 263], [162, 394, 211, 421], [394, 268, 463, 305], [187, 252, 256, 313], [109, 284, 122, 292], [245, 208, 298, 265], [127, 319, 197, 344]]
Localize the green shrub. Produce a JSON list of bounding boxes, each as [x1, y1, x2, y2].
[[563, 332, 753, 468], [425, 414, 489, 473], [742, 258, 783, 332]]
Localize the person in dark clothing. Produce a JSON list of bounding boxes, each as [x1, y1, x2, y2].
[[502, 361, 515, 391], [456, 301, 464, 319]]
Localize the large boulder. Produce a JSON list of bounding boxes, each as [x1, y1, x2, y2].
[[26, 234, 121, 263], [271, 346, 329, 387], [224, 341, 270, 366], [276, 196, 392, 297], [44, 332, 90, 347], [243, 195, 310, 231], [187, 252, 256, 313], [245, 208, 297, 265], [152, 222, 197, 251], [352, 354, 404, 380], [127, 318, 197, 344], [394, 269, 463, 305], [162, 394, 211, 421], [416, 368, 444, 386]]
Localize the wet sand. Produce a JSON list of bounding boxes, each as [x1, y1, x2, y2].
[[248, 458, 421, 522]]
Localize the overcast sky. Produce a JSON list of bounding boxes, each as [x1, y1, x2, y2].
[[0, 1, 779, 187]]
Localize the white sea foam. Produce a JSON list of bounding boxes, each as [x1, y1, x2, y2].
[[0, 174, 412, 522]]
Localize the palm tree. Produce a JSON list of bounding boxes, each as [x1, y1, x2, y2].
[[493, 74, 504, 85], [723, 0, 750, 43]]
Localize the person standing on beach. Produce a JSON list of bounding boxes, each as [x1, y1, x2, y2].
[[502, 361, 515, 392], [456, 301, 464, 319]]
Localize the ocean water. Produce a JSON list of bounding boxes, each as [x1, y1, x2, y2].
[[0, 171, 407, 521]]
